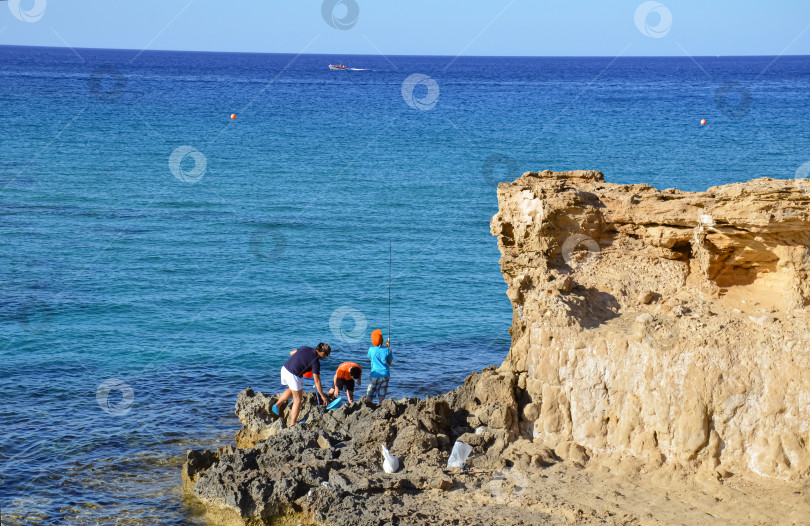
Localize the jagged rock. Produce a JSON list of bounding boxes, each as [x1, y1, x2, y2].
[[235, 389, 328, 448], [392, 424, 438, 457], [749, 314, 775, 325], [317, 434, 333, 449], [553, 441, 590, 464], [433, 476, 454, 490], [181, 449, 218, 488], [502, 439, 557, 467], [183, 368, 549, 525], [234, 387, 281, 448], [638, 290, 655, 304]]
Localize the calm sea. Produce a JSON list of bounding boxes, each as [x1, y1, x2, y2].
[[1, 47, 809, 524]]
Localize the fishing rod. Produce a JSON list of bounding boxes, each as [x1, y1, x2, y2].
[[388, 240, 392, 346]]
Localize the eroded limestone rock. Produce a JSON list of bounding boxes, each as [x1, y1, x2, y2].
[[491, 170, 810, 480]]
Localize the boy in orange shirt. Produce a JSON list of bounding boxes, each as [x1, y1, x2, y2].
[[328, 361, 362, 404]]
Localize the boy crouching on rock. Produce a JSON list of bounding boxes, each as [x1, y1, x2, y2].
[[328, 361, 362, 404]]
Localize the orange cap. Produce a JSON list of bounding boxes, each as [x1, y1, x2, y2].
[[371, 329, 383, 347]]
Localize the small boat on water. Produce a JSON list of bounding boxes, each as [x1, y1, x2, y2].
[[329, 64, 348, 70]]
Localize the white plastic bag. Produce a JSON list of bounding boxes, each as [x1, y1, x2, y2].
[[382, 445, 399, 473], [447, 441, 473, 469]]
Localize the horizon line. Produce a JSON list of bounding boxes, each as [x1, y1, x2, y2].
[[1, 44, 807, 60]]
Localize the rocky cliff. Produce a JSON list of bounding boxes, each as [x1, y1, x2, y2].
[[490, 170, 810, 480]]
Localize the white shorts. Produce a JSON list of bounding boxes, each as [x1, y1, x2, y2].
[[280, 366, 303, 391]]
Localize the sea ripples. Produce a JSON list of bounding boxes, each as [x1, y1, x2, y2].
[[3, 47, 809, 523]]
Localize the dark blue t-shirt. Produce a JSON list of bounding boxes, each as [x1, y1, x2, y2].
[[284, 346, 321, 377]]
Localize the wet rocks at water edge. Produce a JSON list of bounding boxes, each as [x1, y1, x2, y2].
[[182, 368, 572, 525]]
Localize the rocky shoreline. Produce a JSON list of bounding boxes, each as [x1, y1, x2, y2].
[[183, 171, 810, 525], [182, 367, 573, 525]]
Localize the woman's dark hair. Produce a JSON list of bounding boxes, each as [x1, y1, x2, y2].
[[349, 366, 361, 380], [316, 342, 331, 356]]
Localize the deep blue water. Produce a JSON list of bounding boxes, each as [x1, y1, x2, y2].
[[1, 47, 810, 524]]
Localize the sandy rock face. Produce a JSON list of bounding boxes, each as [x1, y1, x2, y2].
[[490, 170, 810, 480]]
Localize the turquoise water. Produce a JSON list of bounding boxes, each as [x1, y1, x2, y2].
[[2, 47, 810, 524]]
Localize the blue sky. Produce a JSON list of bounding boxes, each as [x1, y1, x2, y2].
[[1, 0, 809, 56]]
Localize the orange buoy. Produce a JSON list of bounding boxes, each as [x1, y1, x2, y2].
[[700, 119, 707, 126], [230, 114, 236, 120]]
